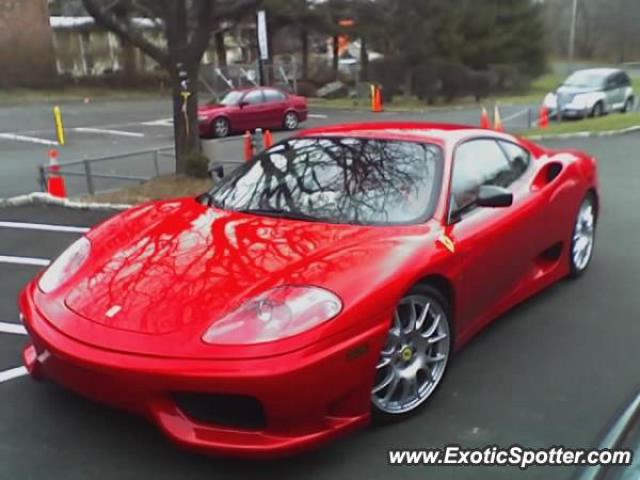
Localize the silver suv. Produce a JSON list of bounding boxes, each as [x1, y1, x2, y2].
[[543, 68, 635, 119]]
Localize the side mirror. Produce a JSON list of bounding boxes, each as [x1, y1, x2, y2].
[[238, 101, 249, 108], [476, 185, 513, 208], [209, 164, 224, 180]]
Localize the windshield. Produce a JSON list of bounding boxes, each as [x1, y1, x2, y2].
[[210, 137, 443, 226], [218, 90, 244, 106], [563, 71, 606, 88]]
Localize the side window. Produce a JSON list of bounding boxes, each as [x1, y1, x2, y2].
[[244, 90, 265, 105], [619, 73, 631, 88], [605, 75, 617, 90], [497, 141, 530, 179], [450, 139, 517, 216], [263, 89, 286, 103]]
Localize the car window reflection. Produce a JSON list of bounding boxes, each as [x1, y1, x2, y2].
[[210, 137, 443, 226]]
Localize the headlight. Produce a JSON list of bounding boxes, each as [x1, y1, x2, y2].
[[543, 93, 557, 107], [39, 237, 91, 293], [572, 94, 593, 108], [202, 286, 343, 345]]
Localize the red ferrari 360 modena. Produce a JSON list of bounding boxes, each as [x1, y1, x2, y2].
[[20, 122, 599, 458]]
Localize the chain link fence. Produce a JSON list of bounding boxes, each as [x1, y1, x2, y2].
[[199, 58, 300, 99], [38, 147, 175, 197]]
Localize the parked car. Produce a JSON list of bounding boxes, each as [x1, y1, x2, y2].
[[198, 86, 308, 138], [543, 68, 635, 119], [21, 122, 599, 458]]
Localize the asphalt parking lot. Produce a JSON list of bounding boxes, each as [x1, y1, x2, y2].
[[0, 98, 538, 198], [1, 133, 639, 480]]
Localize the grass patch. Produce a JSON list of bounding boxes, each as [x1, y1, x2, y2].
[[84, 174, 212, 205], [0, 87, 164, 105], [523, 112, 640, 137], [309, 74, 640, 111], [309, 74, 567, 112]]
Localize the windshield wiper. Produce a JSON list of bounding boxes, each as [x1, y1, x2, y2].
[[236, 208, 321, 222]]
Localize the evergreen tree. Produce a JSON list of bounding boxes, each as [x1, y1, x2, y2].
[[455, 0, 546, 77]]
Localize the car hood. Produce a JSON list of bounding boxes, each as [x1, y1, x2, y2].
[[556, 85, 601, 96], [56, 199, 430, 358], [198, 104, 233, 116]]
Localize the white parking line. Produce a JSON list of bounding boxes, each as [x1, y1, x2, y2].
[[0, 133, 59, 146], [0, 221, 89, 234], [0, 366, 28, 383], [143, 118, 174, 127], [0, 256, 50, 267], [0, 322, 27, 335], [309, 114, 329, 119], [74, 127, 145, 138]]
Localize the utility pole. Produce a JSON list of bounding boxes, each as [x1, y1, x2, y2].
[[256, 9, 269, 86], [568, 0, 579, 68]]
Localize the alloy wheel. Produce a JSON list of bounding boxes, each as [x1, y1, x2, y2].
[[213, 118, 229, 138], [592, 103, 604, 117], [572, 197, 596, 273], [372, 293, 450, 415], [284, 112, 299, 130]]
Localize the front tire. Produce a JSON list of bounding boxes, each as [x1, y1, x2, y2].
[[569, 194, 597, 278], [283, 111, 299, 131], [211, 117, 230, 138], [371, 285, 452, 420], [590, 102, 604, 118]]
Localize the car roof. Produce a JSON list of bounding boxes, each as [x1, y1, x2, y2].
[[298, 122, 515, 146], [229, 86, 282, 93], [572, 68, 623, 77]]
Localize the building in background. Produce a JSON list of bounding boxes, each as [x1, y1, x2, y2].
[[50, 16, 162, 78], [0, 0, 56, 88]]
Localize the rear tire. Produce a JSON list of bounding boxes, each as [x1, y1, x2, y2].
[[371, 285, 452, 422], [622, 97, 634, 113], [569, 194, 597, 278]]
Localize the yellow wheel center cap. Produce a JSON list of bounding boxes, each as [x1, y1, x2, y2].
[[401, 346, 413, 362]]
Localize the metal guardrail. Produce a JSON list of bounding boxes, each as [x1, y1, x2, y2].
[[38, 146, 175, 195]]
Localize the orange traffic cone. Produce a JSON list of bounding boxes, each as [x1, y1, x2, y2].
[[370, 84, 376, 112], [264, 130, 274, 149], [47, 149, 67, 198], [373, 86, 384, 113], [493, 105, 504, 132], [243, 131, 254, 161], [480, 107, 491, 129], [539, 105, 550, 129]]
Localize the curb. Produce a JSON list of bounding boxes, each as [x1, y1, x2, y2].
[[525, 125, 640, 141], [0, 192, 131, 211]]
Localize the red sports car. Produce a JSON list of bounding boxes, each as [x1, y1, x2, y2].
[[198, 86, 308, 138], [20, 122, 599, 458]]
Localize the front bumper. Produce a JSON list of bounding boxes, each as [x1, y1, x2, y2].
[[20, 284, 386, 458], [198, 120, 211, 136], [544, 98, 591, 118], [557, 107, 590, 118]]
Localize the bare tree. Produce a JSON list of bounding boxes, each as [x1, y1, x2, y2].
[[81, 0, 259, 175]]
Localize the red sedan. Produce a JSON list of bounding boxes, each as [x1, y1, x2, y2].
[[198, 86, 308, 138], [20, 122, 599, 458]]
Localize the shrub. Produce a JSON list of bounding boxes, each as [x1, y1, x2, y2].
[[467, 70, 498, 101], [369, 57, 407, 102], [296, 80, 317, 97], [412, 63, 441, 105], [184, 152, 210, 179], [489, 64, 531, 93]]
